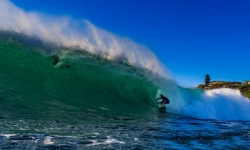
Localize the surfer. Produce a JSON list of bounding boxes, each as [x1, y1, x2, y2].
[[155, 94, 170, 106], [52, 55, 60, 66], [51, 55, 71, 68]]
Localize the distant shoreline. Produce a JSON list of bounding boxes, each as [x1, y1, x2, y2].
[[196, 81, 250, 98]]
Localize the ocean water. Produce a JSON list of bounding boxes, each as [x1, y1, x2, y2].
[[1, 31, 250, 150], [1, 1, 250, 149]]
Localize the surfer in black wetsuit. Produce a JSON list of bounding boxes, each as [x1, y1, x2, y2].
[[51, 55, 71, 68], [155, 94, 170, 106]]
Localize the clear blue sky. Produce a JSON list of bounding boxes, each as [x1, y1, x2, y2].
[[10, 0, 250, 87]]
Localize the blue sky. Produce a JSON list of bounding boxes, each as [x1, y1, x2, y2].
[[10, 0, 250, 87]]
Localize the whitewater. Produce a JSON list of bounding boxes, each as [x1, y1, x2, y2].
[[1, 0, 250, 149]]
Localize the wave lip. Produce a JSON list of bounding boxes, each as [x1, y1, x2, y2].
[[0, 0, 171, 79]]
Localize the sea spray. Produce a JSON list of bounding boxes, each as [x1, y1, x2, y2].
[[165, 87, 250, 121], [0, 0, 171, 78]]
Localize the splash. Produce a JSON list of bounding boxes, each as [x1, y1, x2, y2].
[[166, 88, 250, 121]]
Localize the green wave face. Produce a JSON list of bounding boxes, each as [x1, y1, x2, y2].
[[0, 34, 159, 122]]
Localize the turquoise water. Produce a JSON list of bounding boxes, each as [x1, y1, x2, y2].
[[1, 32, 250, 149], [0, 33, 158, 119]]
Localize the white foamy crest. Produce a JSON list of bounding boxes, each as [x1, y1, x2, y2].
[[168, 88, 250, 121], [87, 136, 125, 146], [0, 0, 171, 78], [44, 136, 54, 145]]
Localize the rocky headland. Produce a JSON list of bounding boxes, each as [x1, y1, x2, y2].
[[197, 81, 250, 98]]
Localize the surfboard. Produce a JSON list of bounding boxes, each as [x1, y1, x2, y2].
[[159, 106, 166, 113]]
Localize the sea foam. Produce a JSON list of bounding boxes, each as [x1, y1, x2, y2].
[[167, 88, 250, 121]]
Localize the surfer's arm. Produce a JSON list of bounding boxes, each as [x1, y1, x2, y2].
[[155, 97, 161, 100]]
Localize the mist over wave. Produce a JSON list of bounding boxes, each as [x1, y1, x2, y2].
[[166, 87, 250, 121], [0, 0, 170, 78], [1, 0, 250, 122]]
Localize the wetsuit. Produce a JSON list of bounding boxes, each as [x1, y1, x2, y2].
[[156, 96, 170, 106], [161, 96, 169, 104]]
